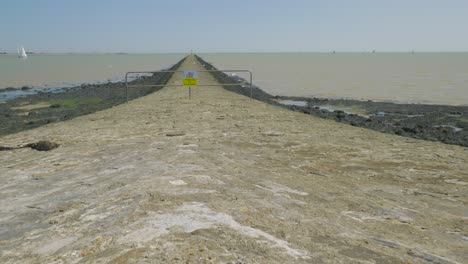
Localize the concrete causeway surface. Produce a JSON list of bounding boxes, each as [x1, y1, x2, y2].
[[1, 56, 467, 263]]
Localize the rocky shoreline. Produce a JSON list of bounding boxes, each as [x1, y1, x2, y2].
[[195, 55, 468, 147], [0, 57, 186, 136]]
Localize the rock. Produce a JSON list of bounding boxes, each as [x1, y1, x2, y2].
[[21, 86, 32, 91], [334, 110, 346, 119], [166, 133, 185, 137], [402, 127, 417, 134], [24, 141, 59, 151], [394, 129, 404, 135], [0, 146, 14, 151], [49, 104, 61, 108]]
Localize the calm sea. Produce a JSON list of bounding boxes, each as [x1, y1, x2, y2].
[[202, 53, 468, 106], [1, 53, 467, 105], [0, 53, 185, 89]]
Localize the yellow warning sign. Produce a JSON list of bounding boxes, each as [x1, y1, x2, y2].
[[182, 71, 198, 86], [182, 78, 198, 86]]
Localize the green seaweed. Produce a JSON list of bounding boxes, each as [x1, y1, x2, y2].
[[47, 98, 103, 108], [333, 104, 369, 116], [455, 116, 468, 122]]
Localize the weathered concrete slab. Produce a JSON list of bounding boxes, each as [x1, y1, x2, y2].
[[0, 56, 467, 263]]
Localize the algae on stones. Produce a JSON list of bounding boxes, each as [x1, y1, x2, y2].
[[47, 98, 103, 108]]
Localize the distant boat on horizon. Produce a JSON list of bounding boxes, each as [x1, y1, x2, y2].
[[17, 45, 27, 60]]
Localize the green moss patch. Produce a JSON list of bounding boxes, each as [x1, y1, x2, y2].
[[47, 98, 103, 108], [333, 104, 369, 116]]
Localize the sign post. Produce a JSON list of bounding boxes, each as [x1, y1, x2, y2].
[[182, 71, 198, 99], [125, 69, 252, 103]]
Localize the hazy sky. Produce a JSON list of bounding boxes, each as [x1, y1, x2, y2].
[[2, 0, 468, 53]]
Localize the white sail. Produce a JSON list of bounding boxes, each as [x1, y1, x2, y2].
[[19, 45, 27, 59]]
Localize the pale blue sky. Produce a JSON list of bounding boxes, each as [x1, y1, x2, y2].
[[1, 0, 467, 53]]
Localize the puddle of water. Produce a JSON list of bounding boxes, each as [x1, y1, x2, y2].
[[0, 77, 124, 102], [405, 114, 425, 118], [433, 125, 463, 132], [314, 105, 368, 117], [278, 100, 307, 107], [0, 86, 69, 102], [373, 112, 386, 117], [314, 105, 335, 112]]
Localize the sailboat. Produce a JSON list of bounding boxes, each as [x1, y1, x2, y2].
[[18, 45, 27, 59]]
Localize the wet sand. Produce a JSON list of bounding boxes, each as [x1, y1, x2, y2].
[[0, 55, 467, 263]]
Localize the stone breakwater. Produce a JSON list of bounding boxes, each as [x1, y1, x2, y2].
[[0, 55, 467, 263], [195, 55, 468, 147]]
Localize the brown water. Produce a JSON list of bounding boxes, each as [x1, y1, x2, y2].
[[202, 52, 468, 105], [0, 53, 185, 89], [1, 52, 467, 105]]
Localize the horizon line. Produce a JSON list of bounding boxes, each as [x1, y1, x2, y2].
[[1, 50, 468, 55]]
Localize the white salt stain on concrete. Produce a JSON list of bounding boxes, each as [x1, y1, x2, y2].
[[165, 189, 217, 195], [341, 211, 384, 222], [273, 193, 307, 205], [171, 164, 204, 171], [80, 211, 114, 222], [255, 181, 309, 196], [176, 143, 199, 154], [189, 175, 225, 185], [34, 236, 77, 254], [169, 180, 187, 186], [99, 165, 136, 175], [118, 202, 308, 258], [177, 149, 197, 154], [444, 179, 468, 186]]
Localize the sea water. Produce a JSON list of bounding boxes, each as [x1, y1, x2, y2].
[[1, 52, 467, 105], [202, 52, 468, 106], [0, 53, 185, 89]]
